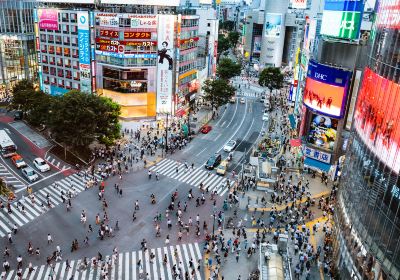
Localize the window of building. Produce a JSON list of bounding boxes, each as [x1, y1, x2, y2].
[[72, 37, 78, 46], [62, 13, 69, 22], [48, 35, 54, 43], [49, 57, 55, 65], [48, 46, 54, 54], [55, 35, 62, 44], [71, 13, 77, 23], [51, 77, 56, 85], [57, 58, 63, 66], [71, 26, 78, 34], [64, 58, 71, 67], [72, 49, 78, 58], [72, 61, 79, 69], [57, 69, 64, 77], [56, 46, 62, 56], [42, 66, 49, 74], [207, 23, 210, 27], [73, 71, 80, 80], [50, 67, 56, 76], [40, 34, 46, 42], [64, 48, 70, 57], [41, 45, 47, 53], [63, 36, 70, 45], [42, 55, 48, 63], [65, 70, 72, 79], [62, 24, 69, 33]]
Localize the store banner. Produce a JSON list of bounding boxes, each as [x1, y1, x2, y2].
[[38, 9, 59, 31], [303, 146, 331, 164], [291, 0, 307, 9], [78, 11, 91, 93], [156, 15, 175, 114]]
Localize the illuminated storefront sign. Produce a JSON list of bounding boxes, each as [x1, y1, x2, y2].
[[321, 0, 364, 40], [95, 13, 158, 28], [156, 14, 175, 114], [376, 1, 400, 29], [354, 67, 400, 173], [38, 9, 59, 31], [303, 60, 352, 118], [99, 29, 119, 38], [100, 0, 179, 5], [303, 146, 331, 164], [96, 38, 156, 47], [78, 11, 91, 93], [123, 32, 152, 39]]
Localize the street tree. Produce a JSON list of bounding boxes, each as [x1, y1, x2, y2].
[[9, 79, 37, 113], [219, 20, 235, 31], [47, 90, 121, 151], [258, 67, 284, 92], [217, 36, 230, 55], [217, 58, 242, 80], [202, 79, 235, 111], [25, 91, 54, 127], [227, 31, 240, 47]]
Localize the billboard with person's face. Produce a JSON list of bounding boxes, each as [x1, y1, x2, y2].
[[354, 67, 400, 173], [303, 60, 352, 118], [264, 13, 282, 38], [307, 113, 338, 151]]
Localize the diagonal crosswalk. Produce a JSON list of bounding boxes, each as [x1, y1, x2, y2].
[[0, 173, 101, 238], [1, 242, 203, 280], [149, 159, 233, 196], [0, 163, 26, 189]]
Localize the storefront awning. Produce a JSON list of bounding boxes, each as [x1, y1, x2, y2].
[[290, 138, 302, 147], [288, 114, 296, 130], [304, 157, 331, 173]]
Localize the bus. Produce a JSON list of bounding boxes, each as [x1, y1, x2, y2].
[[0, 130, 17, 158]]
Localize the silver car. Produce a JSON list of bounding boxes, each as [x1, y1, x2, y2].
[[22, 167, 39, 182], [223, 140, 237, 152]]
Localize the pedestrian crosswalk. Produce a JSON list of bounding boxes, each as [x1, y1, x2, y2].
[[0, 173, 100, 238], [1, 242, 203, 280], [0, 163, 26, 189], [149, 159, 233, 196], [236, 91, 261, 98]]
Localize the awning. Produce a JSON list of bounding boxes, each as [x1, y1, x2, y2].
[[288, 114, 296, 130], [290, 138, 302, 147], [304, 157, 331, 173]]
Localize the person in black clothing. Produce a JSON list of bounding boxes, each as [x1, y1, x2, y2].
[[158, 41, 173, 70]]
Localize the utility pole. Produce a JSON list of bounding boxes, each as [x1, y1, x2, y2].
[[187, 109, 191, 139], [165, 113, 169, 153]]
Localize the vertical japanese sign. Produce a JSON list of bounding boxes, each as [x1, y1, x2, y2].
[[78, 11, 91, 93], [156, 15, 175, 114]]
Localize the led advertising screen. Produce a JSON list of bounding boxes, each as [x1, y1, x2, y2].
[[291, 0, 307, 9], [354, 67, 400, 173], [376, 0, 400, 30], [156, 15, 175, 114], [307, 113, 338, 151], [38, 9, 59, 31], [303, 60, 352, 118], [264, 13, 282, 38], [321, 0, 364, 40]]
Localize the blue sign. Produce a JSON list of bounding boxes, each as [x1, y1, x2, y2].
[[78, 30, 90, 65], [324, 0, 363, 12], [307, 59, 351, 87], [95, 50, 157, 59], [303, 146, 331, 164], [288, 84, 294, 102], [50, 85, 69, 96]]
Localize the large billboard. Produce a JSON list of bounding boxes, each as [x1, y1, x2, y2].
[[156, 15, 175, 114], [303, 60, 352, 118], [100, 0, 180, 5], [291, 0, 307, 9], [307, 113, 338, 151], [264, 13, 282, 38], [95, 13, 157, 29], [376, 0, 400, 30], [321, 0, 364, 40], [354, 68, 400, 173], [78, 11, 91, 93], [38, 9, 59, 31]]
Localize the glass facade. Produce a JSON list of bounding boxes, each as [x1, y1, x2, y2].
[[0, 0, 37, 90], [336, 1, 400, 279]]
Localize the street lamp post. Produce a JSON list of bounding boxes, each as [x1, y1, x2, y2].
[[165, 113, 169, 153]]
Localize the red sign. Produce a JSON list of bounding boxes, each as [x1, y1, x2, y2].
[[96, 44, 118, 52], [123, 32, 151, 39], [96, 38, 156, 47], [180, 37, 199, 45], [376, 3, 400, 29], [354, 67, 400, 172], [99, 29, 119, 38]]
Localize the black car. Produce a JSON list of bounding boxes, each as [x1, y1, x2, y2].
[[14, 111, 23, 120], [205, 154, 222, 170]]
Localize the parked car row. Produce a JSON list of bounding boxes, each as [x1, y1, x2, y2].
[[9, 154, 50, 182]]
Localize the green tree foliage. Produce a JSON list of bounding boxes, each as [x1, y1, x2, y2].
[[227, 31, 240, 47], [217, 58, 242, 80], [217, 36, 230, 54], [258, 67, 284, 92], [25, 92, 54, 127], [9, 79, 37, 113], [203, 79, 235, 111], [47, 91, 121, 149], [219, 20, 235, 31]]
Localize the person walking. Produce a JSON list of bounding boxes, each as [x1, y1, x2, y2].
[[47, 233, 53, 244]]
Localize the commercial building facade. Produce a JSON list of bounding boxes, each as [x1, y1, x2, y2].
[[35, 0, 199, 120], [335, 0, 400, 279], [0, 0, 37, 91]]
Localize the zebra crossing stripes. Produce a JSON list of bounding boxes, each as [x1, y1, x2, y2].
[[236, 91, 260, 98], [0, 173, 101, 238], [0, 243, 203, 280], [149, 159, 232, 196], [0, 163, 26, 189]]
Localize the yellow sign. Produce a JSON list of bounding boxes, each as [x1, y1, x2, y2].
[[245, 51, 249, 58], [179, 69, 197, 80]]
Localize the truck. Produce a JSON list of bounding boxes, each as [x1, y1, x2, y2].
[[0, 130, 17, 158]]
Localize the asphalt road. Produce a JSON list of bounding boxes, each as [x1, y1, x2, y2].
[[0, 90, 266, 279]]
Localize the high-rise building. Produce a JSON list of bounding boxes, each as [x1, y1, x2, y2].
[[35, 0, 199, 120], [334, 0, 400, 279], [0, 0, 37, 92]]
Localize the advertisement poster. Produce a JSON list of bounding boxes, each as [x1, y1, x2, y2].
[[38, 9, 59, 31], [100, 0, 180, 5], [264, 13, 282, 38], [321, 0, 364, 40], [253, 36, 261, 53], [156, 15, 175, 114], [291, 0, 307, 9], [307, 113, 338, 150], [376, 0, 400, 29], [303, 60, 352, 118], [78, 11, 91, 93], [354, 67, 400, 173]]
